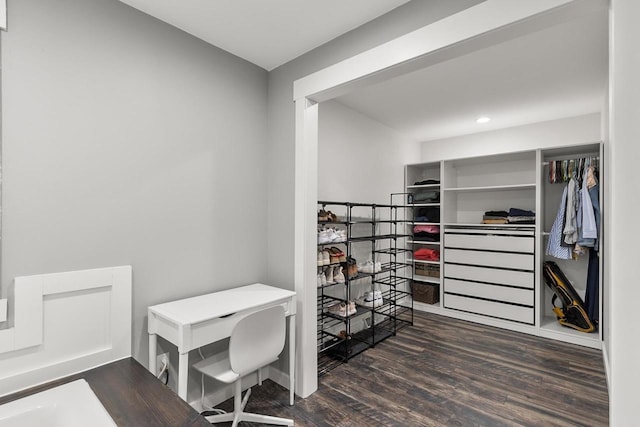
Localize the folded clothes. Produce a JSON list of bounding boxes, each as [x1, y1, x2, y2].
[[508, 208, 535, 217], [414, 179, 440, 185], [482, 219, 508, 224], [414, 224, 440, 234], [483, 215, 509, 220], [414, 248, 440, 261], [484, 210, 509, 217], [413, 232, 440, 242], [416, 207, 440, 223], [508, 216, 535, 224], [413, 191, 440, 202]]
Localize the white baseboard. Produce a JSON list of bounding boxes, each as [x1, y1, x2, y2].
[[267, 365, 291, 391], [0, 299, 6, 322], [602, 340, 611, 392]]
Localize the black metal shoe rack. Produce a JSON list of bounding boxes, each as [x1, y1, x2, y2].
[[317, 200, 414, 376]]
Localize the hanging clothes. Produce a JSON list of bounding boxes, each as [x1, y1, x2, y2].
[[546, 185, 573, 260], [584, 248, 600, 324], [562, 177, 579, 245], [581, 168, 598, 240]]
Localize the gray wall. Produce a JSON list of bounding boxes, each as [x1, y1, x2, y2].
[[1, 0, 268, 375], [318, 100, 419, 204], [266, 0, 485, 287]]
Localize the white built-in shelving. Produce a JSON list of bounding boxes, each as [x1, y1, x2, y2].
[[404, 144, 604, 350]]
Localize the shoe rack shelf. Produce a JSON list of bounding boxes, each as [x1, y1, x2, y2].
[[317, 200, 414, 376]]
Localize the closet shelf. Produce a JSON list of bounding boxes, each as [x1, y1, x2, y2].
[[407, 203, 440, 207], [443, 222, 535, 228], [409, 259, 440, 265], [406, 184, 440, 189], [412, 276, 441, 285], [406, 240, 441, 246], [443, 183, 536, 192]]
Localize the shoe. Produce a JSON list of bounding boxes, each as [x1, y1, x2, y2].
[[318, 209, 329, 222], [344, 256, 358, 280], [322, 249, 331, 266], [357, 260, 382, 274], [356, 295, 383, 307], [325, 228, 339, 242], [334, 229, 347, 242], [347, 301, 357, 316], [325, 248, 344, 264], [338, 330, 351, 340], [317, 251, 324, 267], [327, 302, 348, 317], [334, 266, 345, 284], [364, 290, 383, 302], [317, 274, 322, 287], [329, 247, 346, 263], [318, 229, 331, 244], [319, 271, 327, 287], [325, 267, 335, 284], [326, 211, 339, 222]]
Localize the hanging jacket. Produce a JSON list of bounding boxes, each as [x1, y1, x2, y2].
[[546, 185, 573, 260], [563, 178, 578, 245]]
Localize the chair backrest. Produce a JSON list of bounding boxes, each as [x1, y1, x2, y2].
[[228, 305, 286, 376]]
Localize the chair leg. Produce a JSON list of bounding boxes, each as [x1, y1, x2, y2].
[[241, 412, 294, 426], [203, 412, 234, 423], [238, 382, 252, 412]]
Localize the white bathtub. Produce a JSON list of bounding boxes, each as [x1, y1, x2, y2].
[[0, 379, 116, 427]]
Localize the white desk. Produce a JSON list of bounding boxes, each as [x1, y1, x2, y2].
[[147, 283, 296, 404]]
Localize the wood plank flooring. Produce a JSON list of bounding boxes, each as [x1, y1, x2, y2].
[[213, 311, 609, 426]]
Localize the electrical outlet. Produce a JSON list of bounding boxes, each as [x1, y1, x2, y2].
[[156, 352, 169, 375]]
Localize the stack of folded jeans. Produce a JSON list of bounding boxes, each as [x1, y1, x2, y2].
[[507, 208, 535, 224]]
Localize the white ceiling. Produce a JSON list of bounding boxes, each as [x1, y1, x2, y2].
[[116, 2, 607, 142], [117, 0, 410, 71], [335, 11, 609, 142]]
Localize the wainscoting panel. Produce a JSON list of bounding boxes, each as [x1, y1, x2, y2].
[[0, 266, 132, 397]]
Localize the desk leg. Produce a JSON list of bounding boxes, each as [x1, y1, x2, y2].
[[149, 333, 157, 375], [178, 352, 189, 400], [288, 314, 296, 405]]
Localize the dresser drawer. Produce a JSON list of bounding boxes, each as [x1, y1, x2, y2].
[[445, 232, 534, 253], [444, 293, 534, 324], [444, 278, 533, 306], [445, 248, 534, 270], [444, 263, 534, 289]]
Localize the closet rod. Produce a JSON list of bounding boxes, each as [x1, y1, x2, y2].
[[542, 155, 599, 166]]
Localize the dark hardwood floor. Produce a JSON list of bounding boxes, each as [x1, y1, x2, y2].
[[214, 311, 609, 426]]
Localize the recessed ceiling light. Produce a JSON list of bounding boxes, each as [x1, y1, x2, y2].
[[476, 116, 491, 124]]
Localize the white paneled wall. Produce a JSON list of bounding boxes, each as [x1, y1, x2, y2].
[[0, 266, 132, 397]]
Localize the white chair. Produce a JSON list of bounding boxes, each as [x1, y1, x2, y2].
[[193, 305, 294, 427]]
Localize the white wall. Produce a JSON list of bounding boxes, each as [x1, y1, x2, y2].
[[609, 0, 640, 423], [419, 113, 601, 161], [318, 100, 419, 204], [1, 0, 268, 396], [266, 0, 484, 289]]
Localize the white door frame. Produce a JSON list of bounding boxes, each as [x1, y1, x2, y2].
[[292, 0, 607, 398]]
